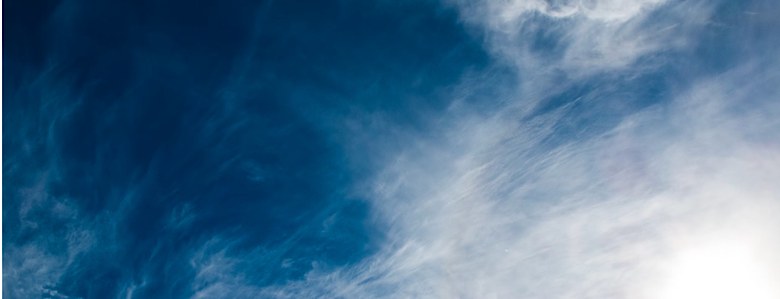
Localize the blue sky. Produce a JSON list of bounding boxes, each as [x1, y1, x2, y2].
[[4, 0, 780, 298]]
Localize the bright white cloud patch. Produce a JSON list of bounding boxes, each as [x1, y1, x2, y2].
[[655, 237, 776, 299]]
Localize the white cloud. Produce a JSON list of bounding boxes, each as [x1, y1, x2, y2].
[[451, 0, 714, 95]]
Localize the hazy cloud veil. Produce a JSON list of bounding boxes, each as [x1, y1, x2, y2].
[[4, 0, 780, 298]]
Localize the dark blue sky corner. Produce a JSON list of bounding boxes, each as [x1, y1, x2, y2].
[[3, 0, 494, 298]]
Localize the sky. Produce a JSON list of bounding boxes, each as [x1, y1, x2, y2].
[[3, 0, 780, 298]]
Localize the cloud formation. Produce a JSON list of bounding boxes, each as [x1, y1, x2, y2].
[[4, 0, 779, 298]]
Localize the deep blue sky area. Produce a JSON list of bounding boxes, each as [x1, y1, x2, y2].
[[4, 0, 490, 297], [5, 0, 780, 298]]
